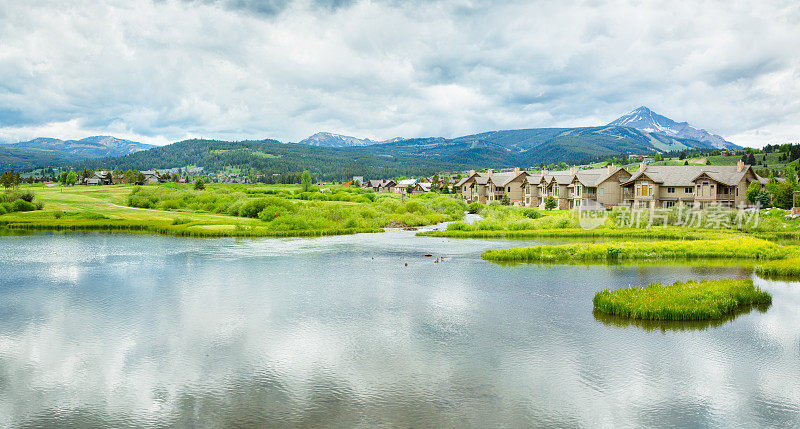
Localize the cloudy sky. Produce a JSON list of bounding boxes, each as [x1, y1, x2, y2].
[[1, 0, 798, 147]]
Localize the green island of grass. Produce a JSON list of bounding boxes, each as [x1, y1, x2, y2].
[[481, 237, 790, 263], [593, 278, 772, 321]]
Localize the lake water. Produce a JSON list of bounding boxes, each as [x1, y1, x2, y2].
[[1, 228, 799, 427]]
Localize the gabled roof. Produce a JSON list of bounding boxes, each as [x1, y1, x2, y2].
[[366, 179, 395, 188], [623, 165, 759, 187], [542, 171, 574, 185], [488, 171, 528, 187], [395, 179, 417, 187], [572, 166, 629, 187], [525, 174, 543, 185]]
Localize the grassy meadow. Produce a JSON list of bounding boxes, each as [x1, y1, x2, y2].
[[0, 183, 466, 237], [593, 279, 772, 321], [481, 237, 791, 263]]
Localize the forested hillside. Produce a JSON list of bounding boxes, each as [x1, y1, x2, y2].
[[346, 125, 715, 166], [74, 139, 467, 180]]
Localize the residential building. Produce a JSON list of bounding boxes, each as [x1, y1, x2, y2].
[[455, 168, 529, 203], [622, 161, 761, 209], [363, 179, 396, 192], [456, 161, 767, 210], [393, 179, 418, 194], [568, 166, 632, 209], [86, 170, 113, 186]]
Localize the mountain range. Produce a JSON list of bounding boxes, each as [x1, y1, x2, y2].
[[1, 107, 741, 174], [297, 132, 403, 147], [607, 106, 733, 149], [0, 136, 153, 170]]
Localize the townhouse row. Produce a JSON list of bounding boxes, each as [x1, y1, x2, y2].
[[454, 161, 766, 210]]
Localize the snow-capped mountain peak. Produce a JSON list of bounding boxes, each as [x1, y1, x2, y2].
[[607, 106, 738, 149], [297, 132, 403, 148]]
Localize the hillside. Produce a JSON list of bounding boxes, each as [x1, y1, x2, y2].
[[0, 146, 82, 170], [348, 125, 719, 167], [0, 135, 154, 169], [74, 139, 468, 180]]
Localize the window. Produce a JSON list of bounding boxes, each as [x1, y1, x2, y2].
[[638, 182, 652, 197], [599, 188, 604, 196], [575, 200, 581, 207], [685, 187, 693, 194], [667, 187, 675, 193], [664, 201, 675, 208], [553, 187, 559, 197], [507, 187, 510, 192]]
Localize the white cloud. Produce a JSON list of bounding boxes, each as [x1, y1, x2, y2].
[[0, 0, 798, 147]]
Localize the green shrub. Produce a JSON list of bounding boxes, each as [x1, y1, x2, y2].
[[521, 208, 541, 219], [238, 199, 270, 218], [3, 190, 35, 203], [11, 199, 36, 212], [257, 206, 292, 222], [467, 202, 483, 214], [172, 217, 191, 225]]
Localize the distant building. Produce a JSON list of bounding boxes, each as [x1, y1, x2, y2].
[[363, 179, 396, 192]]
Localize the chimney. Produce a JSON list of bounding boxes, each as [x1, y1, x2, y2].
[[570, 167, 578, 175], [469, 170, 475, 176], [639, 162, 647, 171], [514, 167, 520, 175], [541, 169, 548, 175], [737, 161, 744, 172], [607, 164, 615, 174], [487, 169, 493, 177]]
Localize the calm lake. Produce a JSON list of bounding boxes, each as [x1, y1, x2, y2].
[[1, 228, 799, 427]]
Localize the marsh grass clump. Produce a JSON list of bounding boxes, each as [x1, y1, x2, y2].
[[172, 217, 192, 225], [755, 255, 800, 279], [481, 237, 788, 263], [593, 278, 772, 321]]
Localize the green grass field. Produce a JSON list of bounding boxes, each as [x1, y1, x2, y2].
[[481, 237, 791, 263], [593, 279, 772, 321], [0, 184, 465, 237]]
